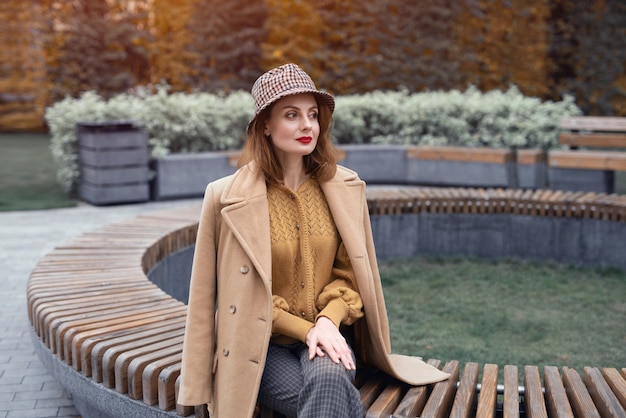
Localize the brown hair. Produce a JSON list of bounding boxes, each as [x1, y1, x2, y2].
[[238, 96, 338, 183]]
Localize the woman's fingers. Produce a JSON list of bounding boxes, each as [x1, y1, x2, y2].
[[306, 317, 356, 370]]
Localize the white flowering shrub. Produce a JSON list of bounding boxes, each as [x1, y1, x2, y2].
[[46, 85, 580, 194], [46, 87, 254, 194], [333, 86, 582, 148]]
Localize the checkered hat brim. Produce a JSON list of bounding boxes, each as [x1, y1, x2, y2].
[[247, 64, 335, 132]]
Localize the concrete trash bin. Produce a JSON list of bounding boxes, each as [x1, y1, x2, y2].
[[77, 121, 150, 205]]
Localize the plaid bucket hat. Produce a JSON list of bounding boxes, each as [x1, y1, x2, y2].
[[247, 63, 335, 133]]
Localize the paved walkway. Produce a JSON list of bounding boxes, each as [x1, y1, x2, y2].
[[0, 198, 202, 418]]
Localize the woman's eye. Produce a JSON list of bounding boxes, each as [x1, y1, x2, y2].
[[309, 112, 318, 120], [286, 112, 297, 119]]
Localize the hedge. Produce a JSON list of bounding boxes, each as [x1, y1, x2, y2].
[[45, 85, 581, 194]]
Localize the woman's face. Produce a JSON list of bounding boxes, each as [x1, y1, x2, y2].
[[265, 93, 320, 162]]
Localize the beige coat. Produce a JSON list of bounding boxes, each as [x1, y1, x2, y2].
[[178, 163, 449, 417]]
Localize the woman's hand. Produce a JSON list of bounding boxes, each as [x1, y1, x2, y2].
[[305, 316, 355, 370]]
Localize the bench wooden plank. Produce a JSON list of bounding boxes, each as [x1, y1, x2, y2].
[[475, 363, 498, 418], [503, 365, 519, 418], [559, 117, 626, 148], [58, 302, 184, 364], [543, 366, 574, 418], [602, 368, 626, 411], [35, 287, 162, 336], [560, 116, 626, 132], [141, 352, 183, 405], [392, 359, 441, 417], [158, 363, 182, 411], [89, 317, 186, 382], [359, 370, 387, 412], [560, 132, 626, 148], [549, 150, 626, 171], [583, 366, 626, 417], [420, 360, 460, 418], [449, 362, 479, 418], [406, 146, 515, 164], [562, 366, 601, 418], [117, 336, 184, 396], [523, 365, 547, 418], [364, 380, 404, 418]]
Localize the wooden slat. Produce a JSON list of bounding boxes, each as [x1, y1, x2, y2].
[[476, 363, 498, 418], [543, 366, 574, 418], [90, 316, 186, 383], [583, 367, 626, 417], [517, 149, 547, 164], [503, 365, 520, 418], [406, 146, 515, 163], [559, 116, 626, 132], [523, 365, 547, 418], [559, 132, 626, 148], [59, 303, 184, 364], [562, 367, 601, 418], [392, 359, 441, 417], [158, 363, 182, 411], [549, 150, 626, 171], [359, 371, 387, 412], [142, 352, 183, 405], [420, 360, 460, 418], [602, 368, 626, 411], [449, 362, 479, 418], [112, 335, 184, 393], [365, 380, 405, 418]]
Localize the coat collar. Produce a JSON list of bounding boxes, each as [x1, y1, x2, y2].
[[219, 163, 366, 287]]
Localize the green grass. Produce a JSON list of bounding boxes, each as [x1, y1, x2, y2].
[[380, 257, 626, 373], [0, 133, 76, 211]]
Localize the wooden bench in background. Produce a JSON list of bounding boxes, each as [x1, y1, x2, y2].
[[28, 192, 626, 418], [559, 117, 626, 149], [549, 116, 626, 193]]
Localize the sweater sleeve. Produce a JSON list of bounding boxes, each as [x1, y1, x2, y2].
[[315, 241, 364, 328], [272, 295, 315, 342]]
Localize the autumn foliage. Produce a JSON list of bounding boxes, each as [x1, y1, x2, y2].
[[1, 0, 624, 131]]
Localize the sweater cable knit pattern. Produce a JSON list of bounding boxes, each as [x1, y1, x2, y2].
[[267, 178, 364, 344]]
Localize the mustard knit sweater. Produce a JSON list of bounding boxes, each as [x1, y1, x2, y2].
[[267, 178, 364, 344]]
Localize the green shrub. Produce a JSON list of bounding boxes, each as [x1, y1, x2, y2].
[[332, 86, 581, 148], [45, 86, 253, 194], [45, 85, 581, 194]]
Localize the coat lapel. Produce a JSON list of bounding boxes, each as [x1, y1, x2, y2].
[[321, 168, 367, 259], [220, 164, 272, 287]]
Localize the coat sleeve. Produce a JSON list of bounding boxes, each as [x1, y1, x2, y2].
[[178, 183, 219, 406]]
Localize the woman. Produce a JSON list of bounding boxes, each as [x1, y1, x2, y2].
[[178, 64, 449, 418]]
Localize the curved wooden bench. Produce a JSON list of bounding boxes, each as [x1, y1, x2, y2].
[[28, 189, 626, 417]]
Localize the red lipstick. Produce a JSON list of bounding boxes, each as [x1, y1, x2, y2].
[[296, 136, 312, 144]]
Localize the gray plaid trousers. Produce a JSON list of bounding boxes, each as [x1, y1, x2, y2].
[[257, 342, 363, 418]]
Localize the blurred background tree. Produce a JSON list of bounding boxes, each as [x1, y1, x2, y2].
[[0, 0, 624, 132], [188, 0, 266, 92]]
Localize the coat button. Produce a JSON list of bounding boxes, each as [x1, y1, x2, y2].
[[240, 265, 249, 274], [229, 305, 236, 314], [301, 282, 305, 288], [223, 349, 229, 357], [300, 311, 306, 317]]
